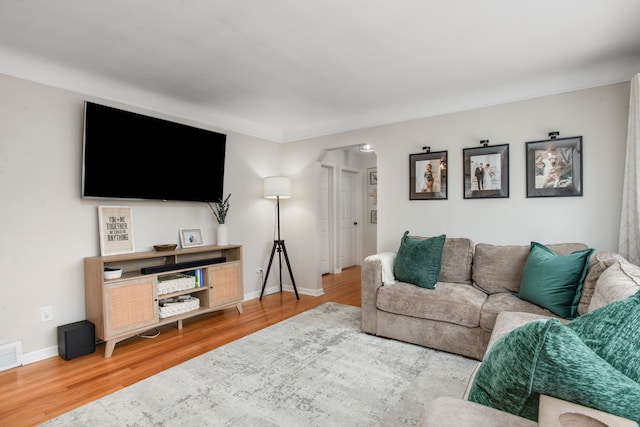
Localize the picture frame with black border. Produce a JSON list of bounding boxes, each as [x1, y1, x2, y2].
[[180, 228, 204, 248], [526, 136, 582, 198], [409, 150, 448, 200], [463, 144, 509, 199]]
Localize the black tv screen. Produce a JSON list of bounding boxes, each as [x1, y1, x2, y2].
[[82, 102, 226, 202]]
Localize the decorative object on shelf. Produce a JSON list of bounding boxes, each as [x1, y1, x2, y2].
[[207, 194, 231, 224], [526, 133, 583, 198], [371, 210, 378, 224], [154, 244, 177, 252], [260, 176, 299, 300], [207, 193, 231, 246], [103, 267, 122, 280], [98, 206, 134, 256], [463, 142, 509, 199], [410, 149, 448, 200], [180, 228, 204, 248], [216, 224, 228, 246]]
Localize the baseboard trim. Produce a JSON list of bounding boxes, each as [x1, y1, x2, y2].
[[22, 345, 58, 365], [244, 286, 324, 300]]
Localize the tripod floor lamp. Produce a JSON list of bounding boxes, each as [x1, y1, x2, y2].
[[259, 176, 299, 300]]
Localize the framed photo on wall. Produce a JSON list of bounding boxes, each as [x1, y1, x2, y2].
[[463, 144, 509, 199], [180, 228, 204, 248], [367, 167, 377, 223], [526, 136, 583, 197], [409, 150, 448, 200], [98, 206, 134, 256], [369, 170, 377, 185]]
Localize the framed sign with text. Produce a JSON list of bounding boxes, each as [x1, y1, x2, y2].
[[98, 206, 135, 256]]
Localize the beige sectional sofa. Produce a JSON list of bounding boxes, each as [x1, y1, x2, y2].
[[361, 235, 640, 424], [361, 237, 619, 360]]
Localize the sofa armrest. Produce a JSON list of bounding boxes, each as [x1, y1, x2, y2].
[[421, 396, 537, 427], [488, 311, 557, 351], [361, 255, 387, 334], [539, 395, 637, 427]]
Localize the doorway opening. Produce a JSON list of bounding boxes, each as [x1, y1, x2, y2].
[[318, 145, 377, 277]]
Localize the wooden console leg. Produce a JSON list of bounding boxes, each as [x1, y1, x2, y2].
[[104, 340, 116, 358], [236, 302, 243, 314]]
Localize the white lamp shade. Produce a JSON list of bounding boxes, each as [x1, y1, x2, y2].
[[263, 176, 291, 199]]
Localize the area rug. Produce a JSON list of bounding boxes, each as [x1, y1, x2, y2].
[[42, 303, 478, 426]]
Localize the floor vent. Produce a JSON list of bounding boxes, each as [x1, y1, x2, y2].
[[0, 341, 22, 372]]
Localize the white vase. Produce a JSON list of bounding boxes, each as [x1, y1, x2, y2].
[[216, 224, 228, 246]]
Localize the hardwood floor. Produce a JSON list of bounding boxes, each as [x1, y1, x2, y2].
[[0, 267, 361, 427]]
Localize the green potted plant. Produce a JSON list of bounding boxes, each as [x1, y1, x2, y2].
[[207, 194, 231, 245]]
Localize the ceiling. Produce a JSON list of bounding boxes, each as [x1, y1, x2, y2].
[[1, 1, 639, 142]]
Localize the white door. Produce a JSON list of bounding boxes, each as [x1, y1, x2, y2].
[[319, 166, 331, 274], [341, 170, 358, 269]]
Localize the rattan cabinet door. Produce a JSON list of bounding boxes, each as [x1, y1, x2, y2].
[[208, 261, 241, 307], [104, 277, 159, 337]]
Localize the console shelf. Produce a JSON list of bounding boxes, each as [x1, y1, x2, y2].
[[85, 244, 243, 358]]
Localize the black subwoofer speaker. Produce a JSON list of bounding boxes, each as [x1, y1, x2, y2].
[[57, 320, 96, 360]]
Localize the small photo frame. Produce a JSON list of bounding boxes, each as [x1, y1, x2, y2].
[[180, 228, 204, 248], [526, 136, 583, 197], [370, 210, 377, 224], [410, 150, 448, 200], [369, 170, 378, 185], [463, 144, 509, 199], [98, 206, 135, 256]]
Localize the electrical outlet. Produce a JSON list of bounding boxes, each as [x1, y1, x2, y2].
[[40, 306, 53, 322], [256, 266, 263, 274]]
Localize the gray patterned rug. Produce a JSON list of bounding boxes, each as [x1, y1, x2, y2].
[[42, 303, 478, 426]]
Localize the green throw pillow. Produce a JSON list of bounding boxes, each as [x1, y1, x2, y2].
[[516, 242, 594, 318], [566, 291, 640, 382], [468, 318, 640, 421], [393, 231, 446, 289]]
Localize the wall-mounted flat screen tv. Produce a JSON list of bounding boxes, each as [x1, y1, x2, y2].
[[82, 101, 226, 202]]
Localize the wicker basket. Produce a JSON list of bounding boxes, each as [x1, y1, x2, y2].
[[158, 296, 200, 318], [157, 273, 197, 295]]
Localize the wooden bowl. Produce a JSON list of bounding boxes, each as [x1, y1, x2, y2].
[[154, 244, 178, 251]]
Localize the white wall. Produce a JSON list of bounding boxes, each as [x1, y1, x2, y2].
[[283, 82, 630, 297], [0, 74, 284, 359]]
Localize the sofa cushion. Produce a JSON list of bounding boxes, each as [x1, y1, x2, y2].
[[578, 251, 625, 315], [479, 292, 558, 331], [588, 259, 640, 312], [394, 232, 446, 289], [472, 242, 587, 294], [516, 242, 594, 319], [567, 289, 640, 382], [377, 282, 487, 328], [440, 237, 474, 284], [468, 316, 640, 421], [409, 236, 474, 284]]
